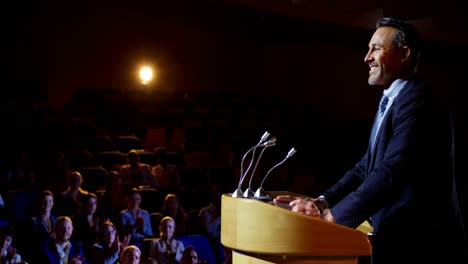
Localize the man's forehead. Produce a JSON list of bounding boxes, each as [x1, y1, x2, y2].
[[370, 27, 396, 47]]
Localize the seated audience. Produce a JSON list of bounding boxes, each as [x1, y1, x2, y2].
[[72, 193, 108, 258], [38, 216, 87, 264], [55, 171, 90, 216], [29, 190, 57, 241], [119, 150, 153, 191], [150, 147, 181, 191], [102, 170, 127, 223], [160, 194, 188, 236], [27, 189, 57, 261], [89, 221, 130, 264], [0, 227, 22, 264], [5, 150, 36, 191], [181, 245, 198, 264], [199, 186, 224, 264], [119, 188, 153, 248], [120, 245, 141, 264], [149, 216, 184, 264]]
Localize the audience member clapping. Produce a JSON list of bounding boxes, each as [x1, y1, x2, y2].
[[89, 221, 130, 264], [38, 216, 87, 264], [0, 227, 22, 264], [72, 193, 108, 258], [119, 188, 153, 248], [149, 216, 184, 264], [120, 245, 141, 264]]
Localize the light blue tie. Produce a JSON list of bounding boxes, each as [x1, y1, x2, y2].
[[370, 95, 389, 150]]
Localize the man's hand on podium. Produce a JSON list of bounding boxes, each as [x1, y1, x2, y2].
[[321, 208, 336, 223], [273, 195, 335, 222]]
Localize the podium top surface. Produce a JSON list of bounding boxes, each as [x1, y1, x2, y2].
[[221, 191, 371, 257]]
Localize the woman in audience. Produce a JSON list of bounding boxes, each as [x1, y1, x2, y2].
[[149, 216, 184, 264], [160, 194, 188, 236], [89, 221, 130, 264], [120, 245, 141, 264], [0, 227, 22, 264], [180, 246, 198, 264], [119, 188, 153, 248], [72, 192, 108, 258]]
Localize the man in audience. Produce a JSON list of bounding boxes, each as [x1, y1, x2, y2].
[[38, 216, 87, 264]]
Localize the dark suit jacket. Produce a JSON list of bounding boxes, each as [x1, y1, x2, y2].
[[321, 77, 462, 263], [38, 238, 88, 264]]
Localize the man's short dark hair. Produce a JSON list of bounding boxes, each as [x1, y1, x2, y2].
[[376, 17, 422, 70]]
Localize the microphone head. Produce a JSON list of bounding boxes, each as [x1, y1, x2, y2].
[[259, 131, 270, 144], [262, 137, 277, 147], [287, 147, 297, 158]]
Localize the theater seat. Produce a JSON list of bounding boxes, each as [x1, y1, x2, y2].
[[176, 235, 216, 264]]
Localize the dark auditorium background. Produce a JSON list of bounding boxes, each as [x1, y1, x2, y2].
[[2, 0, 468, 196]]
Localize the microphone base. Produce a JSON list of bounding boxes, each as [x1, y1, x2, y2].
[[231, 189, 244, 198], [243, 188, 255, 198], [254, 195, 272, 202]]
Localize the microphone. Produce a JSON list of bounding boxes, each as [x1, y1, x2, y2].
[[243, 137, 276, 198], [254, 147, 297, 200], [232, 131, 271, 198]]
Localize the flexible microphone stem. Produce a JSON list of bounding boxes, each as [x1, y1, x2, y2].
[[254, 148, 297, 199], [232, 131, 270, 198], [244, 144, 272, 198]]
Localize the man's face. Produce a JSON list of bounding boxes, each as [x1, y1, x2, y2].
[[364, 26, 405, 88], [56, 218, 73, 242], [41, 194, 54, 212]]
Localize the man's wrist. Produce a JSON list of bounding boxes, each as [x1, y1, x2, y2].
[[318, 195, 330, 209]]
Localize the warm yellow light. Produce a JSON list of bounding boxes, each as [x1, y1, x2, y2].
[[139, 66, 153, 85]]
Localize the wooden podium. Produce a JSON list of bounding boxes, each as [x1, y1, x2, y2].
[[221, 191, 371, 264]]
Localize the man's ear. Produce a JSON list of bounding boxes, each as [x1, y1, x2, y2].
[[401, 46, 411, 62]]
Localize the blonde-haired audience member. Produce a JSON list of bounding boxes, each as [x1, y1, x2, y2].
[[149, 216, 184, 264], [160, 194, 188, 236], [38, 216, 87, 264], [120, 245, 141, 264]]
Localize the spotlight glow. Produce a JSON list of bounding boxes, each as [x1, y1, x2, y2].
[[139, 66, 153, 85]]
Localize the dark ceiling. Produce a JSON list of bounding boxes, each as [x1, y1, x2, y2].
[[224, 0, 468, 45]]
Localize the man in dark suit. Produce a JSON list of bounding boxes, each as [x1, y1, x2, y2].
[[275, 17, 466, 264], [38, 216, 87, 264]]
